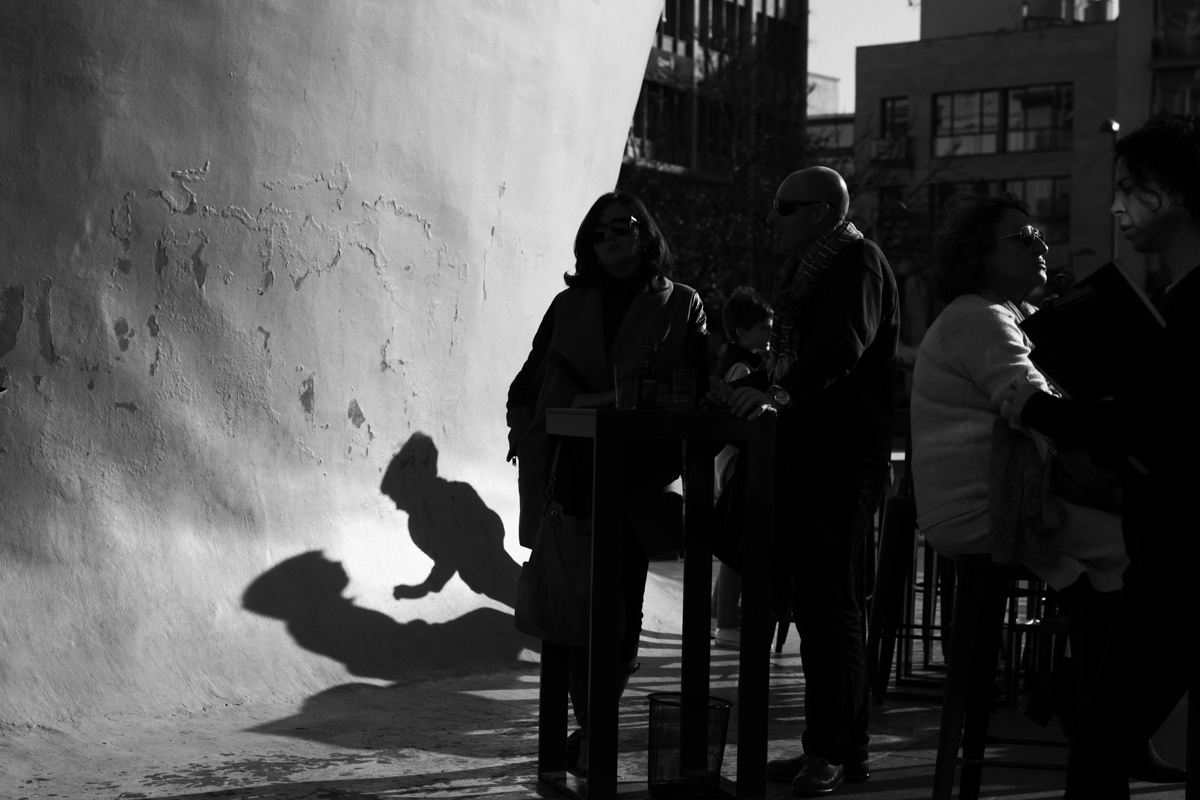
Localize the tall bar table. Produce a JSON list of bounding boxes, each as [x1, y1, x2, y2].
[[538, 408, 776, 799]]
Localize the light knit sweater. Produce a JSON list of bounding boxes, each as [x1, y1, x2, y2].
[[911, 293, 1050, 529]]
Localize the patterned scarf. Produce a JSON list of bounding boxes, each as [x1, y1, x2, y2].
[[766, 219, 863, 382]]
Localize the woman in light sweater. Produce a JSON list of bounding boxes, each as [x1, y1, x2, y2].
[[911, 194, 1127, 590], [910, 194, 1180, 782]]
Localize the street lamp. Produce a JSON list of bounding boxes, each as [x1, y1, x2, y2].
[[1100, 118, 1121, 262]]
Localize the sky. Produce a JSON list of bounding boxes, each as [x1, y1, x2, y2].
[[807, 0, 922, 113]]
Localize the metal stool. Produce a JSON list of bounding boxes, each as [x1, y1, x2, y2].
[[932, 555, 1068, 800]]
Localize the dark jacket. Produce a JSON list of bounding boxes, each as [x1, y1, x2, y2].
[[772, 237, 900, 462], [1021, 265, 1200, 583], [506, 276, 708, 554]]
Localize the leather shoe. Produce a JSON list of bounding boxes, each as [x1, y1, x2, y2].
[[768, 753, 870, 784], [1128, 740, 1185, 783], [791, 756, 843, 795]]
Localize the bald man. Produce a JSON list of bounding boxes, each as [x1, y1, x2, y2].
[[721, 167, 899, 795]]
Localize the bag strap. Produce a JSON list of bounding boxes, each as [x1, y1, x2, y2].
[[543, 439, 592, 516]]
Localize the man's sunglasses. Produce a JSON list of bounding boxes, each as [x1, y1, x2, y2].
[[773, 198, 827, 216], [995, 225, 1045, 248], [592, 217, 639, 244]]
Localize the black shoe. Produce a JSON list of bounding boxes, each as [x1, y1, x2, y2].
[[768, 753, 870, 784], [566, 728, 587, 778], [1128, 740, 1185, 783], [791, 756, 844, 796]]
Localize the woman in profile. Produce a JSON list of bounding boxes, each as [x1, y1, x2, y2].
[[506, 190, 708, 777], [909, 194, 1178, 783]]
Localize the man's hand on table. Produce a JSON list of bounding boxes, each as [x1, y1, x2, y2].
[[728, 386, 775, 421]]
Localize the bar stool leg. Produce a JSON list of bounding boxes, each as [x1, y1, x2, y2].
[[867, 495, 917, 702], [932, 558, 988, 800], [959, 571, 1009, 800]]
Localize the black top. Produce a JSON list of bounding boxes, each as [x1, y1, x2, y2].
[[772, 238, 900, 462], [1022, 264, 1200, 489]]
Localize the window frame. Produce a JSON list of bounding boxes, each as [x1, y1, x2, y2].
[[932, 82, 1073, 158]]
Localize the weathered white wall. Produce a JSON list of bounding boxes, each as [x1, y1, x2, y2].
[[0, 0, 660, 723]]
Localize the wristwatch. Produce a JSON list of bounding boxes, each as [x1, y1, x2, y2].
[[769, 385, 792, 409]]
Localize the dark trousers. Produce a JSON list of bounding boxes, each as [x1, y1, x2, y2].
[[567, 516, 649, 730], [1064, 486, 1194, 799], [779, 457, 888, 765]]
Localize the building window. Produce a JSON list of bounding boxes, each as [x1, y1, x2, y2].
[[881, 96, 910, 138], [1154, 67, 1200, 115], [933, 83, 1072, 157], [877, 186, 907, 233], [934, 90, 1001, 156], [930, 176, 1071, 244], [705, 0, 743, 54], [1006, 84, 1073, 152], [632, 81, 689, 167]]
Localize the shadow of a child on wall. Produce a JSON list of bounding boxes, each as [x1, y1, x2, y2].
[[381, 432, 522, 609], [242, 550, 532, 683]]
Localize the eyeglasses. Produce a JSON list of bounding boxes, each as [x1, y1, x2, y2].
[[995, 225, 1045, 248], [591, 217, 639, 244], [773, 197, 827, 216]]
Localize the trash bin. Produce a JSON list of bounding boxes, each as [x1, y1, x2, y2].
[[646, 692, 732, 798]]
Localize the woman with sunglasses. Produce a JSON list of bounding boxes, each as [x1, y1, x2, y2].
[[910, 194, 1160, 756], [506, 190, 708, 778], [912, 193, 1128, 586]]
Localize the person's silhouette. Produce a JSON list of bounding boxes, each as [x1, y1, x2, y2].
[[381, 433, 521, 608]]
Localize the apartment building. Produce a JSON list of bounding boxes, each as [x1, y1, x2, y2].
[[855, 0, 1194, 294]]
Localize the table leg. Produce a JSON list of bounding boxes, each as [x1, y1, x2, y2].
[[587, 426, 626, 799], [681, 440, 715, 773], [736, 418, 774, 796]]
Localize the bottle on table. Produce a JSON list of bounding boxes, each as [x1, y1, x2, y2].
[[638, 338, 658, 410]]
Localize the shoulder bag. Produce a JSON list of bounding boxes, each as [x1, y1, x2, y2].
[[514, 442, 597, 646]]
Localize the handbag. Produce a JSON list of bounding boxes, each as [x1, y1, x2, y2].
[[1049, 443, 1123, 514], [514, 442, 596, 646]]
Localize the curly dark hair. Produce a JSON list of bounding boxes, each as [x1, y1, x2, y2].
[[929, 193, 1033, 304], [1114, 114, 1200, 219], [564, 190, 673, 287]]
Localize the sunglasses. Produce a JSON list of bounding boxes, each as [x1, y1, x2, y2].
[[773, 197, 827, 216], [995, 225, 1045, 247], [592, 217, 639, 244]]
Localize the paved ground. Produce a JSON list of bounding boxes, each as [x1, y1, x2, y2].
[[2, 561, 1187, 800]]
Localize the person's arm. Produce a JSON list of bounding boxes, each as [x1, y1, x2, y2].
[[1014, 388, 1129, 456], [957, 305, 1051, 412], [506, 302, 555, 461]]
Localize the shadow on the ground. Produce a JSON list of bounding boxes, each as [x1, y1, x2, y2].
[[141, 762, 541, 799]]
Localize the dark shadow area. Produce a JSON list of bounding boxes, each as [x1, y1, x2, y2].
[[381, 432, 522, 608], [243, 550, 536, 683]]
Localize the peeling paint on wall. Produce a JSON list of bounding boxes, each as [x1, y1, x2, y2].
[[114, 401, 138, 412], [147, 315, 160, 337], [347, 399, 365, 428], [113, 318, 134, 351], [34, 277, 60, 365], [299, 375, 315, 425], [190, 237, 209, 290], [154, 239, 170, 276], [256, 327, 270, 351], [0, 284, 25, 358]]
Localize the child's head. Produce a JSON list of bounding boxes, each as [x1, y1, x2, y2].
[[721, 287, 773, 352]]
